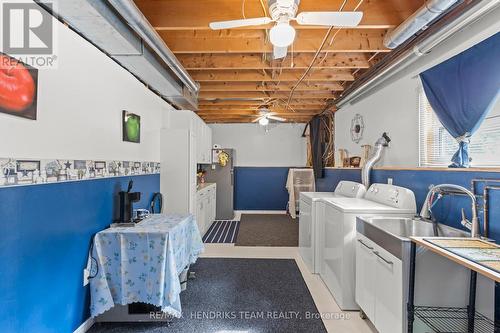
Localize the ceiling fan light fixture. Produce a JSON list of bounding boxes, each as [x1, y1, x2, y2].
[[269, 22, 296, 47], [259, 117, 270, 126]]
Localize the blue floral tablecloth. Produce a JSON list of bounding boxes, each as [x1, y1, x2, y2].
[[89, 214, 204, 318]]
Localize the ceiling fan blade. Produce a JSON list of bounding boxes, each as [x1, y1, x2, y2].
[[267, 115, 286, 122], [252, 115, 265, 123], [296, 12, 363, 27], [273, 46, 288, 59], [209, 17, 272, 30]]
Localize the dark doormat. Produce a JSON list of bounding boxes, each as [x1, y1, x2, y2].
[[203, 220, 240, 243], [88, 258, 326, 333], [235, 214, 298, 247]]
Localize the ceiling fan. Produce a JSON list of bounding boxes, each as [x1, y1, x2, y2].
[[209, 0, 363, 59], [252, 108, 286, 125]]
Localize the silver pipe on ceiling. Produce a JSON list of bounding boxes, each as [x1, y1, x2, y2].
[[383, 0, 460, 49], [106, 0, 199, 94], [337, 0, 500, 108]]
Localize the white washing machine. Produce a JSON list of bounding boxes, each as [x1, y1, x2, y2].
[[318, 183, 416, 310], [299, 181, 366, 274]]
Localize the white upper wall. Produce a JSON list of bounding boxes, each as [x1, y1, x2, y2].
[[209, 123, 307, 167], [0, 4, 174, 162], [335, 75, 420, 166], [335, 6, 500, 167]]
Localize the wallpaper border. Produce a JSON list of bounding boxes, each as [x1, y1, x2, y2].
[[0, 158, 160, 188]]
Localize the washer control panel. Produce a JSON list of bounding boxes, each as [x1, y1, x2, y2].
[[334, 181, 366, 198], [365, 183, 416, 211]]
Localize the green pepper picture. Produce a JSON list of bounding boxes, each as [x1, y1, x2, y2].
[[122, 110, 141, 143]]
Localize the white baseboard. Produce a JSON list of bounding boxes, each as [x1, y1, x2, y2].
[[236, 210, 286, 214], [73, 317, 95, 333], [234, 210, 287, 220]]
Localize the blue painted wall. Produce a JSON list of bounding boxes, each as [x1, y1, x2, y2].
[[373, 169, 500, 241], [0, 174, 160, 333], [316, 168, 362, 192], [234, 166, 500, 241], [322, 168, 500, 241], [234, 167, 290, 210]]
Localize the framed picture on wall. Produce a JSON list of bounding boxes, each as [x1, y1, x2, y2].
[[0, 53, 38, 120], [122, 110, 141, 143]]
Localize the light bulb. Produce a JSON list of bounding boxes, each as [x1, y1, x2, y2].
[[259, 117, 269, 126], [269, 23, 296, 48]]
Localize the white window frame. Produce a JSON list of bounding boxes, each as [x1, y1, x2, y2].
[[418, 87, 500, 167]]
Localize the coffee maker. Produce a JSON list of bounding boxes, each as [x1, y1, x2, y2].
[[117, 180, 141, 226]]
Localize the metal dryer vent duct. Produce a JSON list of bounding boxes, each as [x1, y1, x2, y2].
[[362, 133, 391, 188], [384, 0, 460, 49]]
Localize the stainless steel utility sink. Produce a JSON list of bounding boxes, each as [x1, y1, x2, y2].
[[356, 217, 469, 260]]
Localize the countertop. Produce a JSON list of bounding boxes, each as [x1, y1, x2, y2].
[[197, 182, 216, 191], [411, 237, 500, 282]]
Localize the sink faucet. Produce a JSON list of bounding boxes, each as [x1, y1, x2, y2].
[[419, 184, 480, 238]]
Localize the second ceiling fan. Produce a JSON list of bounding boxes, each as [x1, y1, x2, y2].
[[252, 108, 286, 126], [209, 0, 363, 59]]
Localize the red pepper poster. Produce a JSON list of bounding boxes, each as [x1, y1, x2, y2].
[[0, 53, 38, 120]]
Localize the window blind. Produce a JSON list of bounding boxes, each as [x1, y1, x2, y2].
[[419, 88, 500, 167]]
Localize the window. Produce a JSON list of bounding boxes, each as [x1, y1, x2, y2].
[[419, 88, 500, 167]]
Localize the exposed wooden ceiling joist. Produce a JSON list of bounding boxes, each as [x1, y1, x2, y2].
[[177, 53, 371, 70], [198, 99, 335, 106], [199, 91, 336, 100], [134, 0, 421, 30], [201, 112, 318, 116], [135, 0, 423, 123], [202, 116, 314, 122], [191, 69, 354, 82], [160, 29, 389, 54], [200, 82, 344, 92], [203, 120, 314, 124], [198, 104, 326, 110]]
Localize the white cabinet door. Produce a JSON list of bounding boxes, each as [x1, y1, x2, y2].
[[374, 246, 403, 333], [205, 126, 212, 163], [202, 195, 210, 233], [196, 119, 203, 163], [196, 194, 205, 235], [193, 119, 212, 164], [201, 125, 208, 163], [205, 190, 213, 231], [189, 131, 197, 214], [355, 234, 376, 321], [211, 187, 216, 221]]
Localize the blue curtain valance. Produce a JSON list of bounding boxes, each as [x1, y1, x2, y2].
[[419, 32, 500, 167]]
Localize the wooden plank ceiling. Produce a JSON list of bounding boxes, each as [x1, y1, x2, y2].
[[135, 0, 423, 123]]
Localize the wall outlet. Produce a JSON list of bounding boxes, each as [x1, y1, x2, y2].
[[83, 268, 90, 286], [388, 178, 393, 185]]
